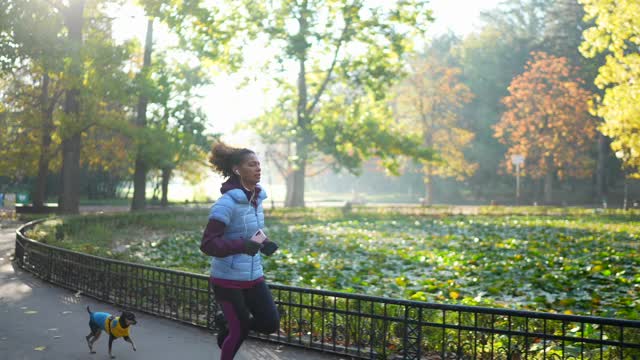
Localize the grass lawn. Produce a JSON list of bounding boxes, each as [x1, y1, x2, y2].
[[25, 207, 640, 320]]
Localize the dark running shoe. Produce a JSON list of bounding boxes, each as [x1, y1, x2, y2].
[[217, 327, 229, 348]]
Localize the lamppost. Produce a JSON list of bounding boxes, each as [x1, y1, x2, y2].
[[511, 154, 525, 205], [615, 150, 630, 211]]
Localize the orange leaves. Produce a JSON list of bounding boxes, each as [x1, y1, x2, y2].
[[395, 53, 476, 180], [494, 52, 597, 179]]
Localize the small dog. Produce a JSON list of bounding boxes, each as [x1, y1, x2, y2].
[[86, 306, 137, 358]]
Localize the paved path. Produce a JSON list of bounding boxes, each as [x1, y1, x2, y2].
[[0, 222, 345, 360]]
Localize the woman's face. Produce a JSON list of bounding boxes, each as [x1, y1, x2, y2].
[[235, 153, 261, 185]]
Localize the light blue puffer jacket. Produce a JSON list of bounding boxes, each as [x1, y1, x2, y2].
[[208, 187, 267, 281]]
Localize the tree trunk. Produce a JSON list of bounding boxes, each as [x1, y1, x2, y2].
[[285, 12, 309, 208], [422, 164, 433, 206], [286, 159, 306, 207], [284, 172, 294, 206], [131, 158, 148, 210], [131, 18, 154, 211], [59, 0, 85, 214], [60, 133, 81, 213], [33, 73, 53, 209], [544, 156, 554, 204], [595, 133, 607, 201], [161, 167, 171, 207]]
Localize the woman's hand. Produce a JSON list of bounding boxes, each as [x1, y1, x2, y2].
[[260, 240, 279, 256], [244, 239, 262, 256]]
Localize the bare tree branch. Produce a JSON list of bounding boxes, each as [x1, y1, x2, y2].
[[265, 147, 291, 178], [306, 161, 335, 177]]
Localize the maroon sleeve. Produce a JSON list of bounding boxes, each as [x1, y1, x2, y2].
[[200, 219, 246, 257]]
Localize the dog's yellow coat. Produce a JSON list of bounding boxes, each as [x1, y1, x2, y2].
[[105, 317, 130, 338]]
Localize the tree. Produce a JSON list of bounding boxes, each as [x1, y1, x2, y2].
[[454, 0, 552, 202], [124, 0, 219, 209], [0, 67, 65, 208], [146, 58, 212, 207], [579, 0, 640, 176], [263, 1, 436, 206], [394, 52, 476, 205], [254, 87, 433, 205], [545, 0, 611, 199], [0, 0, 68, 208], [1, 0, 135, 210], [131, 18, 154, 211], [56, 0, 133, 213], [157, 0, 434, 206], [57, 0, 86, 213], [494, 52, 597, 203]]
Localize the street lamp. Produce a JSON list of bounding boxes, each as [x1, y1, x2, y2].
[[511, 154, 525, 205]]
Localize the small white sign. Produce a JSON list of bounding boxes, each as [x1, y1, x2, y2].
[[3, 193, 15, 209], [511, 154, 525, 166]]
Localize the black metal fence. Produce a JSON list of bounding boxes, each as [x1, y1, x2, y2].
[[15, 219, 640, 359]]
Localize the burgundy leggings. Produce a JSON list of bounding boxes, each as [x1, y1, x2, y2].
[[214, 281, 280, 359]]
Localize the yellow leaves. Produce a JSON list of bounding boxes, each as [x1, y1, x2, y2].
[[394, 52, 476, 180], [395, 276, 407, 287], [580, 0, 640, 175], [410, 291, 427, 301], [338, 142, 355, 156]]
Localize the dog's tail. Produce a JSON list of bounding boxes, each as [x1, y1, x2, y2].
[[86, 305, 92, 314]]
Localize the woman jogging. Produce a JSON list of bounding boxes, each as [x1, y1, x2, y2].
[[200, 142, 280, 360]]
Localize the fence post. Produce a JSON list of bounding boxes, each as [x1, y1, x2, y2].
[[402, 305, 421, 360]]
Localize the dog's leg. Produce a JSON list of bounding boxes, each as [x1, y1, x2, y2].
[[87, 331, 100, 354], [85, 332, 94, 353], [124, 336, 136, 352], [108, 335, 116, 358]]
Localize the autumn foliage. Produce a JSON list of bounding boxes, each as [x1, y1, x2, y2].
[[395, 54, 476, 204], [580, 0, 640, 176], [494, 52, 596, 180]]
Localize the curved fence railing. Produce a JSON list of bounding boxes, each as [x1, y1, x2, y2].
[[14, 218, 640, 360]]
